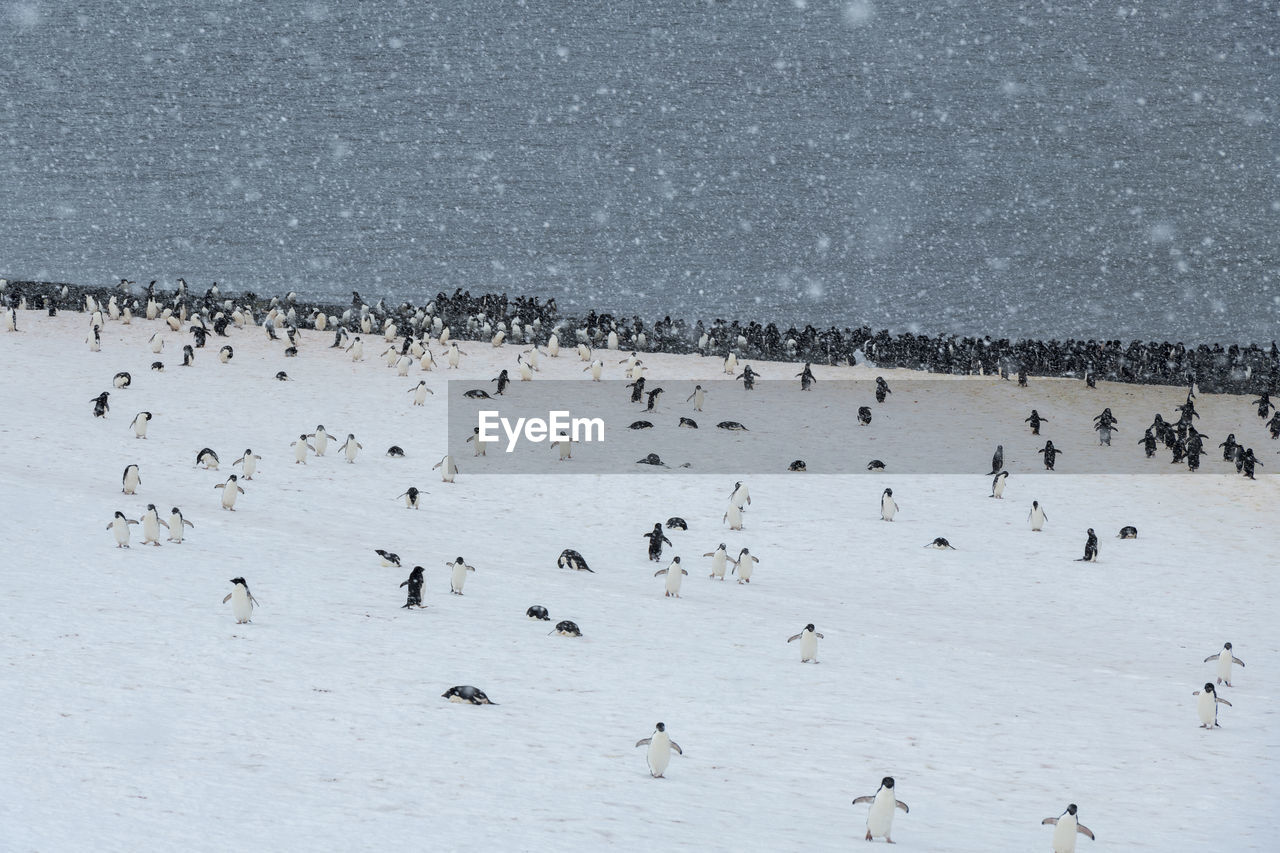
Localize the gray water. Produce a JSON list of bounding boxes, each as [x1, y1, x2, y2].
[[1, 0, 1276, 341]]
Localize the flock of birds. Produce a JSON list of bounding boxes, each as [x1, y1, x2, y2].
[[3, 279, 1270, 850]]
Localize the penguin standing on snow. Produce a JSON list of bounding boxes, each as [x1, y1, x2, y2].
[[990, 470, 1008, 499], [730, 481, 751, 507], [291, 434, 315, 463], [686, 384, 706, 411], [880, 488, 898, 521], [122, 464, 141, 495], [704, 544, 733, 580], [1077, 528, 1099, 562], [214, 474, 245, 510], [397, 486, 422, 509], [400, 566, 425, 608], [1204, 643, 1245, 687], [491, 369, 510, 395], [643, 523, 673, 562], [433, 454, 459, 483], [166, 507, 194, 543], [113, 371, 131, 389], [1028, 500, 1048, 531], [309, 426, 337, 456], [732, 548, 758, 583], [1041, 803, 1095, 852], [1039, 440, 1063, 470], [130, 411, 152, 439], [233, 449, 262, 480], [222, 577, 259, 624], [875, 376, 891, 403], [107, 511, 139, 548], [723, 502, 745, 531], [338, 433, 363, 463], [1194, 682, 1232, 728], [851, 777, 910, 843], [91, 391, 110, 418], [635, 722, 682, 778], [645, 387, 665, 411], [796, 363, 816, 390], [654, 557, 688, 597], [627, 375, 646, 403], [409, 381, 433, 406], [786, 623, 824, 662], [445, 557, 476, 595], [1025, 409, 1047, 435], [139, 504, 168, 546]]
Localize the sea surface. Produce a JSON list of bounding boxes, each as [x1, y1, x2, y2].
[[1, 0, 1276, 341]]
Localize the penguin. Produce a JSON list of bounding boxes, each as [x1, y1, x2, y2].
[[645, 387, 665, 411], [643, 523, 673, 561], [446, 557, 475, 594], [222, 577, 259, 624], [386, 445, 405, 458], [678, 417, 699, 429], [291, 434, 315, 463], [851, 776, 910, 843], [106, 511, 139, 548], [732, 548, 758, 583], [704, 543, 733, 580], [218, 345, 233, 363], [867, 460, 886, 471], [463, 389, 492, 399], [182, 344, 194, 366], [149, 333, 164, 353], [635, 723, 682, 777], [875, 376, 891, 403], [576, 342, 591, 362], [1041, 804, 1095, 852], [857, 406, 872, 426], [87, 326, 101, 351], [433, 454, 459, 482], [786, 623, 824, 662], [399, 566, 425, 609], [338, 433, 363, 463], [1194, 681, 1232, 727], [91, 391, 110, 418], [628, 421, 654, 430], [723, 351, 738, 375], [121, 463, 141, 495], [730, 481, 752, 508], [665, 517, 688, 531], [717, 421, 749, 431], [166, 507, 194, 543], [526, 605, 551, 621], [196, 448, 220, 469], [1026, 409, 1047, 435], [491, 369, 510, 395], [990, 470, 1008, 499], [409, 381, 433, 406], [214, 474, 245, 510], [796, 363, 816, 390], [686, 384, 705, 411], [466, 426, 494, 457], [1117, 525, 1138, 539], [550, 434, 573, 460], [654, 557, 688, 597], [1018, 367, 1028, 386], [1204, 643, 1245, 687], [1028, 500, 1048, 531], [397, 486, 422, 509], [113, 371, 132, 389], [636, 453, 669, 467], [723, 502, 744, 531], [925, 537, 956, 549], [547, 334, 560, 358], [444, 341, 464, 369], [584, 359, 603, 381], [627, 375, 647, 403], [880, 488, 898, 521], [1096, 422, 1117, 446], [139, 504, 168, 546], [736, 364, 759, 390], [305, 426, 335, 457], [989, 444, 1004, 475], [1039, 440, 1062, 470], [232, 449, 262, 480], [151, 361, 164, 371], [557, 549, 593, 572], [441, 686, 497, 705], [788, 460, 807, 471], [1139, 429, 1157, 458], [346, 336, 364, 362], [376, 549, 401, 568], [1077, 528, 1099, 562], [551, 620, 582, 637]]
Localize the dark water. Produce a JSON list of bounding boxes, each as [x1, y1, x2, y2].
[[1, 1, 1276, 341]]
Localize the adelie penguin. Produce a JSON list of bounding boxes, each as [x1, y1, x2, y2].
[[629, 420, 653, 430], [627, 375, 646, 403], [990, 470, 1008, 499], [433, 454, 459, 483], [880, 488, 898, 521], [1194, 681, 1232, 728], [223, 577, 259, 624], [1039, 440, 1062, 470], [442, 686, 497, 705], [291, 434, 316, 463], [988, 444, 1004, 475], [526, 605, 550, 621], [551, 620, 581, 637], [1117, 525, 1138, 539], [796, 363, 816, 390], [409, 381, 433, 406], [925, 537, 956, 550], [678, 417, 698, 429], [399, 566, 425, 609], [233, 449, 262, 480], [788, 460, 807, 471], [375, 549, 402, 568], [397, 486, 422, 510], [874, 376, 891, 403], [732, 548, 758, 583], [1204, 642, 1245, 687], [445, 557, 476, 595], [857, 406, 872, 426], [1025, 409, 1047, 435], [113, 371, 131, 389], [643, 523, 673, 561], [214, 474, 245, 510], [386, 445, 405, 458], [196, 448, 220, 470], [139, 504, 168, 546], [91, 391, 110, 418], [121, 464, 141, 495], [491, 369, 510, 395], [665, 517, 688, 531], [557, 549, 592, 572], [218, 345, 233, 364], [851, 776, 909, 843], [309, 426, 337, 456], [1028, 500, 1048, 531], [686, 384, 705, 411], [635, 722, 682, 778], [867, 460, 886, 471], [130, 411, 152, 439], [654, 557, 688, 597], [736, 364, 759, 390], [717, 421, 748, 431], [704, 543, 733, 580], [166, 507, 194, 543], [1077, 528, 1099, 562], [645, 387, 665, 411], [1041, 803, 1095, 853], [107, 511, 139, 548], [730, 481, 751, 508], [786, 623, 824, 662], [723, 502, 745, 531]]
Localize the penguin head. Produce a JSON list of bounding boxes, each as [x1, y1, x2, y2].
[[114, 511, 127, 519], [455, 556, 464, 564], [883, 488, 892, 497], [229, 577, 247, 587], [672, 557, 681, 563], [1065, 804, 1077, 816], [227, 474, 238, 482], [317, 424, 325, 431], [147, 504, 157, 512], [1033, 500, 1039, 508], [170, 507, 180, 514], [1224, 642, 1232, 650], [1087, 528, 1095, 535], [718, 543, 727, 551], [347, 434, 355, 440], [881, 776, 895, 789], [1204, 682, 1216, 693], [655, 722, 666, 732], [805, 623, 815, 632], [300, 434, 308, 440]]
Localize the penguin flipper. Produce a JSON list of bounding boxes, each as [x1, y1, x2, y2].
[[895, 800, 909, 814], [815, 633, 825, 639], [852, 796, 875, 806], [1203, 653, 1221, 662], [184, 520, 194, 528], [653, 569, 668, 577], [1233, 657, 1245, 666], [222, 593, 233, 603], [1216, 696, 1233, 707], [1076, 824, 1095, 840], [786, 633, 802, 643], [1041, 817, 1059, 826], [670, 741, 682, 755], [635, 738, 652, 748]]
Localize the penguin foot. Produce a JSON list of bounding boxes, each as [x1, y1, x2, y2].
[[865, 831, 873, 841]]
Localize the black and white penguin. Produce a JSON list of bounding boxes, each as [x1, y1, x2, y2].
[[1025, 409, 1047, 434], [788, 460, 807, 471], [557, 549, 593, 572], [1039, 440, 1062, 470], [409, 381, 433, 406], [1077, 528, 1099, 562], [686, 385, 705, 411], [526, 605, 551, 621], [291, 434, 315, 464], [654, 557, 688, 597], [717, 421, 749, 431], [629, 421, 654, 430], [182, 344, 195, 366], [218, 345, 233, 363], [464, 389, 492, 399], [880, 488, 898, 521], [196, 448, 220, 470], [988, 444, 1004, 475], [491, 369, 510, 395], [786, 623, 824, 662], [729, 481, 751, 508], [433, 455, 460, 482], [1117, 525, 1138, 539], [704, 544, 733, 580], [445, 557, 475, 594], [551, 620, 581, 637], [666, 517, 688, 531], [678, 417, 699, 429], [222, 577, 259, 624], [275, 371, 289, 381], [635, 722, 682, 778], [852, 777, 909, 843], [990, 470, 1008, 499], [106, 511, 139, 548], [386, 445, 406, 458], [1204, 643, 1245, 687], [645, 387, 665, 411], [732, 548, 758, 583], [399, 566, 425, 608], [857, 406, 872, 426], [1194, 682, 1232, 728], [130, 411, 152, 439], [441, 686, 497, 705], [166, 507, 194, 543], [875, 376, 891, 403], [636, 453, 669, 467], [121, 463, 141, 495], [232, 449, 262, 480], [214, 474, 245, 510], [796, 363, 816, 391], [375, 549, 402, 568], [309, 426, 337, 456], [338, 433, 363, 464], [643, 523, 673, 561], [736, 364, 759, 390], [91, 391, 110, 418], [113, 371, 132, 389], [1041, 803, 1095, 853], [397, 486, 422, 510], [1139, 429, 1158, 458], [1028, 500, 1048, 531], [867, 460, 886, 471], [139, 504, 168, 546], [627, 375, 647, 403], [925, 537, 956, 550]]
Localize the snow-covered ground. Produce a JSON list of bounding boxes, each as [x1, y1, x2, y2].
[[1, 310, 1277, 852]]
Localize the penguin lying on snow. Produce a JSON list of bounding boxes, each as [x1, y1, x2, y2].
[[788, 460, 807, 471], [557, 549, 592, 572], [665, 517, 688, 530], [925, 537, 956, 550], [867, 459, 885, 471], [551, 620, 581, 637], [717, 421, 749, 431], [1117, 525, 1138, 539], [442, 686, 497, 705], [852, 777, 909, 843], [375, 549, 402, 568], [629, 421, 654, 430], [526, 605, 550, 621]]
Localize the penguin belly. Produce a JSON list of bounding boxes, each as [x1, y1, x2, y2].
[[314, 435, 328, 456], [1216, 654, 1233, 684], [167, 514, 185, 542], [736, 558, 753, 583], [1051, 815, 1078, 853], [882, 497, 896, 521], [867, 790, 896, 839], [800, 632, 818, 662], [1030, 508, 1045, 530], [231, 587, 253, 623], [294, 441, 308, 463], [123, 470, 140, 494], [647, 734, 672, 777], [142, 514, 161, 544], [112, 519, 131, 547], [451, 564, 467, 593], [1197, 691, 1217, 727], [221, 485, 238, 509], [242, 457, 257, 479], [711, 553, 727, 579], [725, 505, 743, 530], [664, 570, 683, 597]]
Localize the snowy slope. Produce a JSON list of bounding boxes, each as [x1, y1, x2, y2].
[[1, 311, 1277, 852]]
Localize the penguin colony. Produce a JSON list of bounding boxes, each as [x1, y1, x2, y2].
[[6, 279, 1271, 848]]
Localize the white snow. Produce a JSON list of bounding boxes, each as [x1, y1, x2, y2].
[[1, 310, 1277, 851]]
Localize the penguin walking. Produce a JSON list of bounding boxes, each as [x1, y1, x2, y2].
[[196, 448, 220, 470], [875, 376, 891, 403], [550, 434, 573, 460], [492, 369, 510, 395], [433, 454, 459, 483], [786, 623, 824, 662], [990, 470, 1008, 499], [347, 336, 364, 362], [1077, 528, 1099, 562], [627, 375, 647, 403], [121, 464, 141, 495], [635, 723, 682, 777], [466, 426, 494, 456], [446, 557, 476, 595], [736, 365, 759, 390], [723, 502, 745, 531], [1041, 804, 1095, 852], [686, 384, 705, 411], [1204, 643, 1245, 687], [988, 444, 1004, 475], [643, 523, 673, 562], [233, 449, 262, 480], [732, 548, 758, 583], [584, 359, 603, 381], [214, 474, 245, 510], [723, 351, 738, 375], [796, 363, 816, 390], [654, 557, 688, 597], [1025, 409, 1047, 434], [880, 488, 898, 521], [409, 381, 433, 405], [1028, 500, 1048, 531], [1194, 682, 1232, 728], [91, 391, 110, 418], [218, 345, 233, 363], [704, 543, 733, 580], [107, 511, 139, 548], [222, 577, 259, 624], [309, 426, 337, 456], [1039, 440, 1063, 470], [166, 507, 194, 543], [139, 504, 168, 546], [130, 411, 152, 439], [338, 433, 363, 463], [851, 777, 910, 843], [397, 486, 422, 510], [400, 566, 425, 608], [291, 434, 315, 463], [645, 387, 664, 411]]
